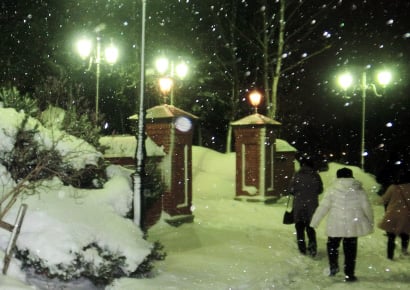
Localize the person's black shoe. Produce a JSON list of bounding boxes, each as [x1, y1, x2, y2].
[[308, 242, 317, 257], [344, 275, 358, 282], [298, 242, 306, 255], [308, 248, 317, 257], [329, 267, 339, 276]]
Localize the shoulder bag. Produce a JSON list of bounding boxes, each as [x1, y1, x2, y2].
[[282, 195, 294, 225]]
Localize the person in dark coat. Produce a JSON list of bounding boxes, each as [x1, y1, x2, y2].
[[378, 168, 410, 260], [289, 157, 323, 257], [376, 161, 405, 201]]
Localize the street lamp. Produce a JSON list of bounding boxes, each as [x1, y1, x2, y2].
[[76, 35, 118, 122], [134, 0, 147, 228], [155, 56, 188, 105], [337, 68, 392, 170]]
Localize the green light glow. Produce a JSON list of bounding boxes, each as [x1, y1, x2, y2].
[[76, 38, 92, 59], [105, 45, 119, 64], [175, 62, 188, 79], [377, 70, 392, 87], [337, 72, 353, 90], [155, 57, 169, 74]]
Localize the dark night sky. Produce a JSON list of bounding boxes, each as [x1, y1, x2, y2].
[[0, 0, 409, 174], [274, 0, 410, 173]]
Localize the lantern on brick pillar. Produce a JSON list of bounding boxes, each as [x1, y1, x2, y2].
[[231, 90, 282, 202], [158, 77, 174, 104], [248, 90, 262, 113]]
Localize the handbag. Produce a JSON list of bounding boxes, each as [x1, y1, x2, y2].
[[282, 195, 294, 225]]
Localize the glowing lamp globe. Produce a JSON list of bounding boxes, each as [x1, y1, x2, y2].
[[176, 62, 188, 79], [159, 77, 174, 95], [76, 38, 92, 60], [156, 57, 169, 74], [249, 90, 262, 112], [105, 45, 119, 64], [377, 70, 392, 87], [338, 72, 353, 90]]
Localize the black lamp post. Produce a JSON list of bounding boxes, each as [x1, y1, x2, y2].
[[134, 0, 147, 230]]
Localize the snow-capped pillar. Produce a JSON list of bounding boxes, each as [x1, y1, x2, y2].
[[231, 113, 281, 202], [145, 104, 198, 226]]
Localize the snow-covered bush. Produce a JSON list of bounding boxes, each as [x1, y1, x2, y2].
[[16, 242, 128, 285], [132, 241, 166, 278], [1, 85, 102, 150], [40, 104, 102, 150], [0, 114, 106, 188], [62, 106, 102, 149], [0, 87, 39, 117], [0, 107, 158, 287]]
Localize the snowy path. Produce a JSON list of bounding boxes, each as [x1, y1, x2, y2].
[[109, 196, 410, 290]]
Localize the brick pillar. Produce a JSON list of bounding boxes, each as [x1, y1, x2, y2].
[[145, 104, 197, 225], [231, 114, 281, 202]]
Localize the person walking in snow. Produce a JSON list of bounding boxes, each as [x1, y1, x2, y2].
[[310, 167, 374, 282], [378, 168, 410, 260], [289, 157, 323, 257], [376, 160, 405, 209]]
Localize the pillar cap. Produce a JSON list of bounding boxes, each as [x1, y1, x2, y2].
[[129, 104, 198, 120], [231, 113, 281, 126]]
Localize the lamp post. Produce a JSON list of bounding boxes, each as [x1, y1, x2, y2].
[[337, 68, 392, 170], [155, 57, 188, 105], [134, 0, 147, 228], [76, 34, 118, 122]]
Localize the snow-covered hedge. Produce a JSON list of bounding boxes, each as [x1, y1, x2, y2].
[[0, 107, 154, 286], [0, 107, 102, 170]]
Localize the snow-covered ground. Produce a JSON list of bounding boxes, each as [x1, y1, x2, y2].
[[108, 147, 409, 290], [0, 107, 408, 289]]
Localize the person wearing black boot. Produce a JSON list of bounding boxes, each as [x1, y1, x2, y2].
[[310, 168, 374, 282], [378, 168, 410, 260], [289, 157, 323, 257], [384, 233, 409, 259]]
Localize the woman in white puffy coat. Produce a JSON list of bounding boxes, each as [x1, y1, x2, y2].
[[310, 167, 374, 282]]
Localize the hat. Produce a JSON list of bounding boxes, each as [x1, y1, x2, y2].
[[300, 158, 315, 168], [337, 167, 353, 178], [299, 156, 315, 168]]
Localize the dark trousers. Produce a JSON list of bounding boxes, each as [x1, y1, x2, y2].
[[387, 232, 410, 259], [327, 237, 357, 277], [295, 221, 317, 255]]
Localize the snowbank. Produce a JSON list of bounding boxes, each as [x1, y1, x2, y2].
[[0, 108, 151, 287]]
